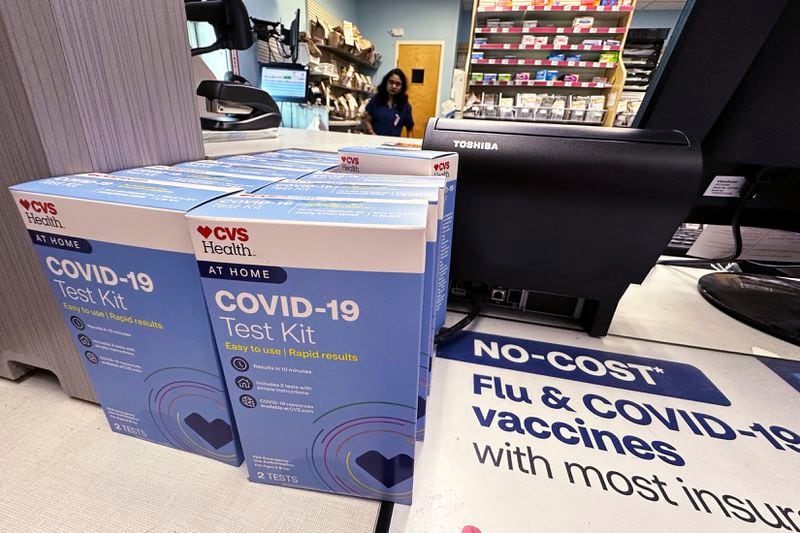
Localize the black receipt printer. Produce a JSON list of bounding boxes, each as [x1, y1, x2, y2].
[[423, 118, 703, 336]]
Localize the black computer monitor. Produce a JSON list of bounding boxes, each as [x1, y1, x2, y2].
[[635, 0, 800, 344], [288, 8, 301, 63]]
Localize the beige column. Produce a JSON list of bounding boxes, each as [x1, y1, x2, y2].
[[0, 0, 204, 402]]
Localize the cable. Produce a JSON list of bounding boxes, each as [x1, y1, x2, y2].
[[659, 171, 765, 267], [434, 290, 487, 346]]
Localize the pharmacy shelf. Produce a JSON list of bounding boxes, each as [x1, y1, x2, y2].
[[473, 43, 621, 51], [477, 5, 634, 12], [466, 114, 604, 125], [475, 26, 627, 34], [329, 84, 375, 97], [470, 80, 613, 88], [467, 1, 636, 127], [329, 119, 362, 128], [318, 45, 379, 70], [472, 58, 617, 68]]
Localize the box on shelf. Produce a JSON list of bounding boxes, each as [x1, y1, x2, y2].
[[599, 51, 620, 63], [572, 16, 595, 29], [9, 173, 244, 466], [553, 35, 570, 47], [187, 194, 429, 503]]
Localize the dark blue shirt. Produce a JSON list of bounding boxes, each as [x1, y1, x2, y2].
[[365, 98, 414, 136]]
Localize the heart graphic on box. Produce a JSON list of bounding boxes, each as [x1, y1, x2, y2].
[[183, 412, 234, 449], [19, 199, 30, 210], [196, 225, 212, 239], [355, 450, 414, 488]]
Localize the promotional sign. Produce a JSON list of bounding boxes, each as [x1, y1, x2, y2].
[[407, 332, 800, 532]]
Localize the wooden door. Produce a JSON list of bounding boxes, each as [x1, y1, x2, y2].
[[396, 43, 442, 138]]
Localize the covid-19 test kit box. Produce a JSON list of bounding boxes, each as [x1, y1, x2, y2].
[[114, 166, 284, 192], [9, 174, 243, 466], [272, 148, 340, 165], [174, 159, 313, 180], [186, 194, 428, 503], [282, 176, 448, 438], [298, 171, 454, 425], [219, 154, 336, 172], [335, 147, 459, 335], [254, 180, 441, 439]]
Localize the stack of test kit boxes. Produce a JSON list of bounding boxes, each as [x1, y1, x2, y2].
[[333, 147, 459, 429], [188, 147, 457, 503], [7, 147, 457, 504], [9, 173, 245, 466]]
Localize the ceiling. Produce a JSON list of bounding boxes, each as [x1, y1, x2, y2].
[[461, 0, 688, 10]]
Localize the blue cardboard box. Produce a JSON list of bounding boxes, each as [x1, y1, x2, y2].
[[9, 173, 244, 465], [254, 180, 442, 440], [334, 147, 459, 335], [113, 166, 284, 192], [174, 159, 312, 180], [187, 194, 428, 503]]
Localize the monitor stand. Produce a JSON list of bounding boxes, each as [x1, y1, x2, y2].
[[698, 272, 800, 346]]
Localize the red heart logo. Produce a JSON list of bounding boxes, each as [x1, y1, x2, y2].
[[341, 156, 347, 162], [19, 199, 30, 210], [197, 225, 213, 239]]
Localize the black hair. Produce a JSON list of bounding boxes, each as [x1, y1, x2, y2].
[[374, 68, 409, 110]]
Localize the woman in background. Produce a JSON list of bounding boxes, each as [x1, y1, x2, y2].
[[363, 69, 414, 137]]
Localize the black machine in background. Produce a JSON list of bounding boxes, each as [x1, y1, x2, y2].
[[197, 80, 281, 131], [184, 0, 254, 56], [185, 0, 290, 131], [423, 121, 703, 337], [635, 0, 800, 345], [252, 8, 301, 64], [622, 28, 670, 93]]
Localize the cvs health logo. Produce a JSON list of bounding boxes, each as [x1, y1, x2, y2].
[[19, 198, 58, 215], [196, 225, 250, 242], [433, 161, 450, 172], [340, 155, 360, 171]]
